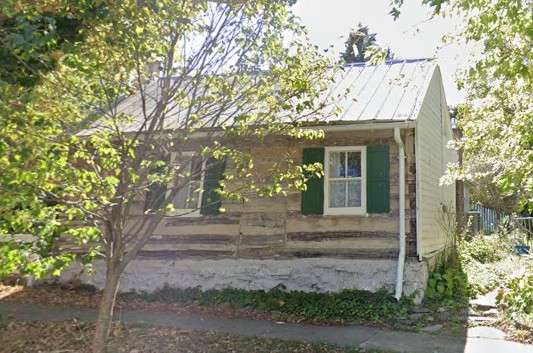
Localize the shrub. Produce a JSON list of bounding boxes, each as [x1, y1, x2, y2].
[[464, 260, 512, 297], [457, 231, 517, 297], [424, 266, 468, 303], [460, 234, 506, 264]]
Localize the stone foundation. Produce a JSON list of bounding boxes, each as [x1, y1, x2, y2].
[[60, 257, 429, 301]]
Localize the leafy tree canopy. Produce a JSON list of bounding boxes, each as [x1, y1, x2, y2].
[[392, 0, 533, 210], [0, 1, 109, 87], [0, 0, 339, 351]]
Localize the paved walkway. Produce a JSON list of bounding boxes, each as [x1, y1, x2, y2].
[[1, 301, 532, 353]]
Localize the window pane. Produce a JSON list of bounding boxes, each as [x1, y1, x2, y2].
[[329, 151, 346, 178], [329, 181, 346, 208], [172, 156, 202, 211], [173, 187, 188, 209], [174, 181, 200, 210], [185, 180, 201, 209], [191, 157, 202, 181], [347, 181, 362, 207], [347, 152, 361, 177]]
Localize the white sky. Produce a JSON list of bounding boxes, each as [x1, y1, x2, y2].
[[291, 0, 470, 105]]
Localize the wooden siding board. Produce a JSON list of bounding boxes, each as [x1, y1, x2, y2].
[[286, 238, 398, 250], [131, 131, 413, 262], [287, 231, 397, 241], [276, 248, 398, 260], [416, 67, 457, 257]]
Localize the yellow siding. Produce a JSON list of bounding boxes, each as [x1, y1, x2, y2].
[[416, 68, 457, 258]]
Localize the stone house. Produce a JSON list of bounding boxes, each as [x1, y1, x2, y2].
[[68, 58, 457, 300]]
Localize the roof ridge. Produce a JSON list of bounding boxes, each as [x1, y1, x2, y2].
[[344, 58, 432, 68]]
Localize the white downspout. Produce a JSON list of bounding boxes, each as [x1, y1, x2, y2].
[[394, 128, 406, 300]]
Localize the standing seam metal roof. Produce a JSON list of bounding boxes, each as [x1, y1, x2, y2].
[[80, 58, 437, 135], [325, 58, 436, 123]]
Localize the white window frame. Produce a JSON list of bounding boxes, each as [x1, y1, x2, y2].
[[324, 146, 366, 215], [167, 152, 206, 217]]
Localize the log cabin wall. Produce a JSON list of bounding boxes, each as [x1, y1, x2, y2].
[[127, 129, 418, 262]]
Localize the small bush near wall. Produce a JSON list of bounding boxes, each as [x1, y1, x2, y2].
[[123, 286, 414, 324], [424, 263, 469, 305]]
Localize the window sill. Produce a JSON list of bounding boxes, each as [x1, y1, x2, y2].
[[302, 213, 370, 218], [323, 209, 366, 216], [165, 210, 202, 218]]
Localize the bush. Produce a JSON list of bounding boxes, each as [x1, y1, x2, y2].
[[424, 266, 469, 304], [457, 231, 517, 297], [464, 260, 513, 297], [424, 230, 517, 302], [460, 234, 507, 264]]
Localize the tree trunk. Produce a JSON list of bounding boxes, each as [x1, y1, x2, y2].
[[92, 265, 121, 353]]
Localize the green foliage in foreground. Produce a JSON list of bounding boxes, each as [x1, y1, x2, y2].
[[497, 258, 533, 323], [424, 230, 524, 304], [124, 286, 414, 324], [424, 267, 468, 304], [498, 272, 533, 316]]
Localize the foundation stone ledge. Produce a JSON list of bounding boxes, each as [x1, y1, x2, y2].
[[58, 258, 428, 303]]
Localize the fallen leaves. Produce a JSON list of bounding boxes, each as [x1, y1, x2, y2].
[[0, 284, 22, 300], [0, 319, 370, 353], [0, 284, 350, 326]]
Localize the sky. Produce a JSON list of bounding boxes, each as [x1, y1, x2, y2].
[[291, 0, 470, 105]]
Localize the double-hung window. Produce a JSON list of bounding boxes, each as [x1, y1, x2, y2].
[[169, 152, 204, 216], [324, 147, 366, 215], [301, 145, 390, 215], [144, 153, 225, 216]]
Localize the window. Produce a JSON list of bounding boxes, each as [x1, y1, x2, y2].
[[324, 147, 366, 215], [301, 145, 390, 215], [144, 153, 225, 216], [169, 153, 204, 215]]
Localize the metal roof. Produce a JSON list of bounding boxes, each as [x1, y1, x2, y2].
[[323, 58, 436, 123], [81, 58, 437, 135]]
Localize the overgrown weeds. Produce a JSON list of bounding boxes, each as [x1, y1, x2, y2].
[[459, 233, 517, 298], [424, 226, 521, 305], [496, 260, 533, 336], [423, 220, 532, 342]]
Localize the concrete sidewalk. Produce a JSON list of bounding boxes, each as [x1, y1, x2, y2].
[[1, 301, 531, 353]]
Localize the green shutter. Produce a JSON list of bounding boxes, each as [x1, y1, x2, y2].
[[366, 145, 390, 213], [301, 148, 325, 215], [200, 158, 226, 215], [144, 154, 170, 213]]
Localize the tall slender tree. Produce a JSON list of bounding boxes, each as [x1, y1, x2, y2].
[[340, 23, 394, 64], [0, 1, 340, 352]]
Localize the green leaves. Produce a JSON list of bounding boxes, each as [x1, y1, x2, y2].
[[497, 270, 533, 317], [340, 24, 394, 64], [0, 0, 338, 298], [401, 0, 533, 206]]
